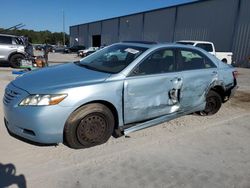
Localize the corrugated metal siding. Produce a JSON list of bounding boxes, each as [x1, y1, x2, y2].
[[119, 14, 143, 41], [70, 0, 250, 67], [143, 8, 176, 42], [88, 22, 102, 46], [69, 26, 79, 46], [88, 22, 101, 35], [174, 0, 238, 52], [78, 24, 88, 46], [232, 0, 250, 67], [101, 18, 119, 45]]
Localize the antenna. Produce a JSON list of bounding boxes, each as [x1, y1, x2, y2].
[[4, 23, 25, 31], [62, 9, 65, 46]]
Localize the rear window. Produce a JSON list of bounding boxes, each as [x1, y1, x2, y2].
[[177, 42, 195, 45], [196, 43, 213, 52], [0, 36, 12, 44]]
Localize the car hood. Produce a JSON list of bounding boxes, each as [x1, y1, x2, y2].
[[12, 63, 111, 93]]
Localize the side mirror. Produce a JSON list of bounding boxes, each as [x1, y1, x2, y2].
[[132, 66, 140, 76]]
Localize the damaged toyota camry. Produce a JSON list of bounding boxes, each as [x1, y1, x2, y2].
[[3, 42, 237, 149]]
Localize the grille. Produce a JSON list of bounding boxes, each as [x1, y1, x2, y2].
[[3, 88, 20, 105]]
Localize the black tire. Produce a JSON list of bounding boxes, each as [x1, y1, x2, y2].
[[199, 90, 222, 116], [221, 59, 227, 64], [9, 54, 24, 68], [64, 103, 115, 149]]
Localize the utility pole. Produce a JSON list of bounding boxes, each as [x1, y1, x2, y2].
[[62, 9, 65, 46]]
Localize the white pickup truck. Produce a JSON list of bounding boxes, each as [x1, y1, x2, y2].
[[177, 40, 233, 64]]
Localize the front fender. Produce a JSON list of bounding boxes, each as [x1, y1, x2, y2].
[[58, 80, 125, 127]]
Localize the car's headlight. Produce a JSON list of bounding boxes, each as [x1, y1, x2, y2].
[[19, 94, 67, 106]]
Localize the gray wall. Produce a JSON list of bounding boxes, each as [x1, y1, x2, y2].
[[78, 24, 88, 46], [232, 0, 250, 67], [119, 14, 143, 41], [69, 26, 79, 46], [143, 8, 176, 42], [88, 22, 101, 46], [174, 0, 238, 52], [102, 18, 119, 45], [70, 0, 250, 67]]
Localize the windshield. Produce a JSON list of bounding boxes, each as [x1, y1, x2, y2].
[[78, 44, 147, 73]]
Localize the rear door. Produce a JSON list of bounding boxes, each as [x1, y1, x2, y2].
[[177, 48, 218, 110], [123, 48, 183, 124], [0, 36, 14, 60]]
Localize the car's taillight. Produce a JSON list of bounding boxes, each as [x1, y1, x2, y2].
[[233, 70, 238, 79]]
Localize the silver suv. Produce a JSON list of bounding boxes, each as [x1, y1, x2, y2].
[[0, 34, 26, 68]]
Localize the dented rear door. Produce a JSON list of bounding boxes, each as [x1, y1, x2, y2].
[[177, 48, 218, 110]]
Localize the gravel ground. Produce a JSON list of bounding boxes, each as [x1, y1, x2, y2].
[[0, 54, 250, 188], [48, 52, 81, 63]]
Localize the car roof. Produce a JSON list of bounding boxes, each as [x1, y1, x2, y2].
[[0, 33, 19, 38], [119, 41, 158, 48], [177, 40, 213, 44], [118, 41, 204, 51]]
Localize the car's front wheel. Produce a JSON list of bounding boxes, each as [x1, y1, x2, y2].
[[64, 103, 115, 149], [9, 54, 24, 68], [199, 90, 222, 116]]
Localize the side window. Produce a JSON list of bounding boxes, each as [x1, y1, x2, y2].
[[0, 36, 12, 44], [179, 49, 216, 71], [196, 43, 213, 52], [132, 49, 175, 76], [14, 37, 24, 45]]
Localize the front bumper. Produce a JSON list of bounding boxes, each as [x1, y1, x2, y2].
[[3, 83, 73, 144]]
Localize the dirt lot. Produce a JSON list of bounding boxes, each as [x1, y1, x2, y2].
[[0, 54, 250, 188], [48, 52, 81, 63]]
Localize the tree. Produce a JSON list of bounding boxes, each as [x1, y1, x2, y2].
[[0, 28, 69, 45]]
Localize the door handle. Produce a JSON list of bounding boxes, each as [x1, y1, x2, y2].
[[171, 77, 182, 82], [212, 71, 218, 75]]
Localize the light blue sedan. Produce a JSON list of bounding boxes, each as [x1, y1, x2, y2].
[[3, 42, 237, 149]]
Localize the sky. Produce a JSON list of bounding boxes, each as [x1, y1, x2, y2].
[[1, 0, 196, 33]]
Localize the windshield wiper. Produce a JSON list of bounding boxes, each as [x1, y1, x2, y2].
[[75, 61, 118, 74], [75, 61, 111, 73], [74, 62, 92, 69]]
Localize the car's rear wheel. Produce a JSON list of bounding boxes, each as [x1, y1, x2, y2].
[[221, 58, 227, 63], [199, 90, 222, 116], [64, 103, 114, 149], [9, 54, 24, 68]]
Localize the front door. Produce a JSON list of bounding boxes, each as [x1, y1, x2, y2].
[[0, 36, 14, 60], [123, 48, 183, 124]]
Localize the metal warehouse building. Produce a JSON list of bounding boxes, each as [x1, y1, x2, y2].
[[70, 0, 250, 67]]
